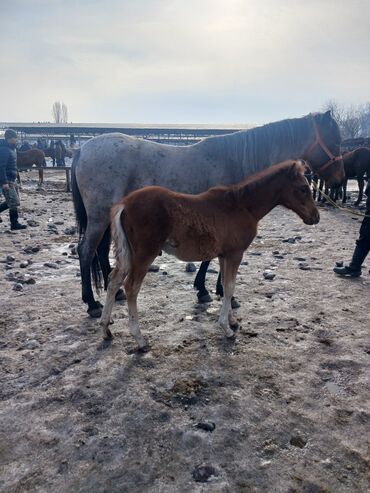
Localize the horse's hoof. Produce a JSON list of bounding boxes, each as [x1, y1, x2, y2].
[[87, 303, 103, 318], [226, 330, 236, 339], [231, 297, 240, 309], [88, 308, 102, 318], [115, 288, 126, 301], [198, 293, 212, 303], [138, 344, 150, 353]]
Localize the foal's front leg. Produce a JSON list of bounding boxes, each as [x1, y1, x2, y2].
[[218, 253, 242, 338]]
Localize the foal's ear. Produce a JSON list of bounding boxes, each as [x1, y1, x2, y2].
[[289, 160, 305, 178]]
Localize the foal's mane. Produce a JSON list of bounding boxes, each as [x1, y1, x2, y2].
[[207, 160, 303, 206], [235, 159, 297, 189]]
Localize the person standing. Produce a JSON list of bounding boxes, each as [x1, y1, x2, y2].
[[0, 129, 27, 230], [334, 178, 370, 277]]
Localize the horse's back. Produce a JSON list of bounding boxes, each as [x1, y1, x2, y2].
[[17, 148, 45, 167], [344, 147, 370, 176], [74, 133, 198, 213]]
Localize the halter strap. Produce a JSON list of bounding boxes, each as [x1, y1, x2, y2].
[[304, 118, 342, 173]]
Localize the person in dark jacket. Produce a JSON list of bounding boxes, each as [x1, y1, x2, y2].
[[0, 129, 27, 230], [334, 178, 370, 277]]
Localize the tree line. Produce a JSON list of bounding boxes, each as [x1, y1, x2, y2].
[[323, 100, 370, 140], [52, 101, 68, 124]]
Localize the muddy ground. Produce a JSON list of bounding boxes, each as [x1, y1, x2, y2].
[[0, 170, 369, 493]]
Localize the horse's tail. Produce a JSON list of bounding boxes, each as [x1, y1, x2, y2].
[[111, 203, 132, 275], [71, 148, 103, 292], [71, 149, 86, 239]]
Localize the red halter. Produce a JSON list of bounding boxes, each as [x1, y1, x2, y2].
[[304, 119, 342, 174]]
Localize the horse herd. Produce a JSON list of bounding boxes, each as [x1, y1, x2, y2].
[[310, 146, 370, 205], [17, 111, 369, 350], [68, 110, 346, 349]]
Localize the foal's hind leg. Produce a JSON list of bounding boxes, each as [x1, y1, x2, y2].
[[100, 266, 125, 340], [124, 255, 155, 350]]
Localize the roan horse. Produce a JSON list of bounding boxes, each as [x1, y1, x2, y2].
[[16, 149, 46, 187], [72, 111, 343, 318], [100, 160, 319, 350]]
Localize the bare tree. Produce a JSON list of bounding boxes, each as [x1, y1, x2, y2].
[[52, 101, 69, 123], [322, 100, 364, 139], [323, 99, 346, 128], [359, 102, 370, 137], [341, 104, 361, 139], [61, 103, 68, 123], [52, 101, 62, 124]]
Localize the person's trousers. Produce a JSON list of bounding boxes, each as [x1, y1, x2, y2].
[[349, 216, 370, 269], [1, 182, 21, 212]]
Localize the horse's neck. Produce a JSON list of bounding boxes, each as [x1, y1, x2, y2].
[[236, 174, 284, 222], [202, 119, 312, 176]]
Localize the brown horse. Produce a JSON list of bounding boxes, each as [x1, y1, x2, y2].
[[100, 160, 319, 350], [342, 147, 370, 205], [17, 149, 46, 186], [313, 148, 370, 205]]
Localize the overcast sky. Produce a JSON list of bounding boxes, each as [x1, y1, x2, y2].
[[0, 0, 369, 124]]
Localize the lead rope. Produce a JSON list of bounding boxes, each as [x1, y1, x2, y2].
[[311, 180, 370, 218]]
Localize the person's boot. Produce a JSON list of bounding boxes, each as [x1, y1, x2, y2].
[[333, 243, 369, 277], [0, 201, 9, 223], [9, 209, 27, 230]]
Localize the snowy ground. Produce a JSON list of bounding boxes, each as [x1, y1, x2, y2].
[[0, 171, 369, 493]]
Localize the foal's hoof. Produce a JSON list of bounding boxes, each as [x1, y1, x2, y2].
[[197, 293, 212, 303], [87, 301, 103, 318], [115, 288, 126, 301], [229, 316, 239, 329], [103, 327, 113, 340], [231, 297, 241, 309]]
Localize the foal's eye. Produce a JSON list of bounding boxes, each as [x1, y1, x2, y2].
[[300, 186, 309, 194]]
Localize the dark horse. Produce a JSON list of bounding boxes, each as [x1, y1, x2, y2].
[[100, 160, 319, 350], [312, 147, 370, 206], [72, 111, 343, 318], [17, 149, 46, 186], [341, 147, 370, 205]]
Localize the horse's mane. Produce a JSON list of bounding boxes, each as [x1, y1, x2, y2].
[[200, 113, 320, 173]]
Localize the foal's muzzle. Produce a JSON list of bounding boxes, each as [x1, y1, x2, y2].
[[304, 211, 320, 225]]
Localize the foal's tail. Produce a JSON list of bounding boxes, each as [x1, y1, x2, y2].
[[111, 204, 132, 275]]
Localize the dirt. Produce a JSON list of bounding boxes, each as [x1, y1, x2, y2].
[[0, 171, 369, 493]]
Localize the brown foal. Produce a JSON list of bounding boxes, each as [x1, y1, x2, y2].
[[100, 160, 320, 349]]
